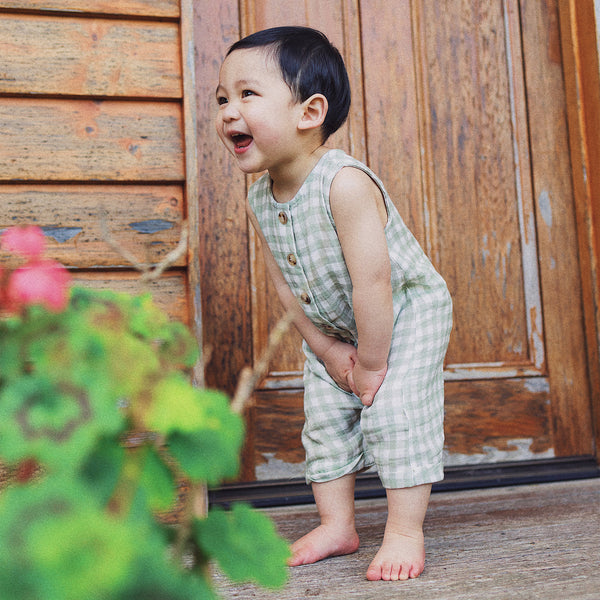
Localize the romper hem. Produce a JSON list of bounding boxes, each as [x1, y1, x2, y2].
[[305, 454, 375, 485]]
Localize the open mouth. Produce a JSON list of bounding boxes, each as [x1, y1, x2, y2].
[[232, 133, 253, 151]]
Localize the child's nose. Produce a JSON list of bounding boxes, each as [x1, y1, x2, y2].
[[221, 101, 240, 121]]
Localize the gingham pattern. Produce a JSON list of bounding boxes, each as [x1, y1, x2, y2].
[[249, 150, 453, 488]]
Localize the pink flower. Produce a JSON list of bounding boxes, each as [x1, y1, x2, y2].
[[7, 259, 71, 312], [1, 225, 46, 258]]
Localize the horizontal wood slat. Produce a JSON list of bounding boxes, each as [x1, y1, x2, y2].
[[0, 184, 185, 268], [74, 270, 188, 323], [0, 99, 184, 181], [0, 0, 179, 18], [0, 15, 182, 98]]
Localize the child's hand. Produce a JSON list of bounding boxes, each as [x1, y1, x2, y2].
[[348, 362, 387, 407], [320, 339, 358, 393]]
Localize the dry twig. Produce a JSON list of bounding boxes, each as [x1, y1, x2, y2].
[[230, 311, 294, 414], [99, 208, 188, 283]]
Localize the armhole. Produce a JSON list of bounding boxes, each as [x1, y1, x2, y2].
[[328, 164, 390, 228]]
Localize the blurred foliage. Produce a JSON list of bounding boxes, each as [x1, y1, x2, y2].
[[0, 227, 290, 599]]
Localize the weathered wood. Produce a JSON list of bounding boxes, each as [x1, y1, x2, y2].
[[360, 0, 425, 242], [558, 0, 600, 466], [193, 0, 253, 396], [443, 378, 553, 461], [74, 270, 188, 323], [415, 1, 536, 369], [0, 184, 185, 268], [0, 15, 181, 97], [219, 0, 597, 481], [0, 0, 179, 17], [521, 0, 594, 456], [214, 479, 600, 599], [180, 0, 203, 385], [0, 272, 188, 323], [248, 377, 555, 480], [0, 99, 184, 181], [253, 390, 305, 466]]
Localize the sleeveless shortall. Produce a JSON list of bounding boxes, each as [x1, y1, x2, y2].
[[248, 149, 453, 488]]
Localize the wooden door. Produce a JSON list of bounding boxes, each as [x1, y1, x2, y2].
[[194, 0, 598, 485]]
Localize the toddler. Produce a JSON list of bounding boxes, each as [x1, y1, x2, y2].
[[215, 26, 452, 581]]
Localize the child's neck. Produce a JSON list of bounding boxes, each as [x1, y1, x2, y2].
[[270, 145, 330, 203]]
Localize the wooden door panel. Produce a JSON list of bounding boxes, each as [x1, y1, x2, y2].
[[415, 0, 542, 374]]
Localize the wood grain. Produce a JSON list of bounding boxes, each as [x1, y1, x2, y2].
[[0, 99, 184, 181], [217, 0, 597, 480], [522, 0, 594, 456], [73, 270, 188, 323], [0, 15, 181, 97], [0, 184, 184, 268], [214, 479, 600, 599], [0, 0, 179, 17], [193, 0, 253, 395]]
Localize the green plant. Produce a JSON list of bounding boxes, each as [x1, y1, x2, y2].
[[0, 226, 290, 599]]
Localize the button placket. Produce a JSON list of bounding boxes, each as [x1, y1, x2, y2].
[[277, 206, 312, 310]]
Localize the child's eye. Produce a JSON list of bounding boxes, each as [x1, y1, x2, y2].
[[217, 96, 228, 106], [241, 90, 255, 98]]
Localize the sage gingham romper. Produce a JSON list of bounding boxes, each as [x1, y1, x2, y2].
[[248, 149, 453, 489]]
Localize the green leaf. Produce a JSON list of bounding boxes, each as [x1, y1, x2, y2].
[[117, 554, 219, 600], [146, 374, 207, 433], [0, 480, 137, 600], [194, 503, 290, 588], [167, 429, 239, 485], [0, 375, 97, 468], [138, 446, 175, 512], [163, 389, 244, 485], [79, 436, 126, 505]]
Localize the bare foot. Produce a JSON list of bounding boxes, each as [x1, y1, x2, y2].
[[289, 524, 360, 566], [365, 529, 425, 581]]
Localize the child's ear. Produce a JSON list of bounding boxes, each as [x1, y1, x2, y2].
[[298, 94, 328, 131]]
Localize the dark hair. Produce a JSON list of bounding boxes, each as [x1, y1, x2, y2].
[[227, 26, 351, 141]]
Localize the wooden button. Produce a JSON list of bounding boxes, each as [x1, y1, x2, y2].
[[278, 211, 288, 224], [287, 253, 297, 266], [300, 292, 311, 304]]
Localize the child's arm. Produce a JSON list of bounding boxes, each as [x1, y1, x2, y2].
[[330, 167, 394, 407], [246, 204, 358, 392]]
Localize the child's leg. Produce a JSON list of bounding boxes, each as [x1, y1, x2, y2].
[[366, 483, 431, 581], [289, 473, 360, 566]]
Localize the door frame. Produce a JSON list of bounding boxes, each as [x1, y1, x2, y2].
[[559, 0, 600, 463]]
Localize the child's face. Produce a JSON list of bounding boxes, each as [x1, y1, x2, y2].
[[215, 48, 305, 175]]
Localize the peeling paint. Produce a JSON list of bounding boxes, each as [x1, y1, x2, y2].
[[444, 438, 555, 466], [255, 453, 306, 481], [128, 219, 174, 234], [524, 378, 550, 394], [256, 440, 556, 479], [444, 363, 543, 379], [481, 233, 490, 266], [538, 190, 553, 230], [529, 305, 545, 370], [41, 226, 83, 243]]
